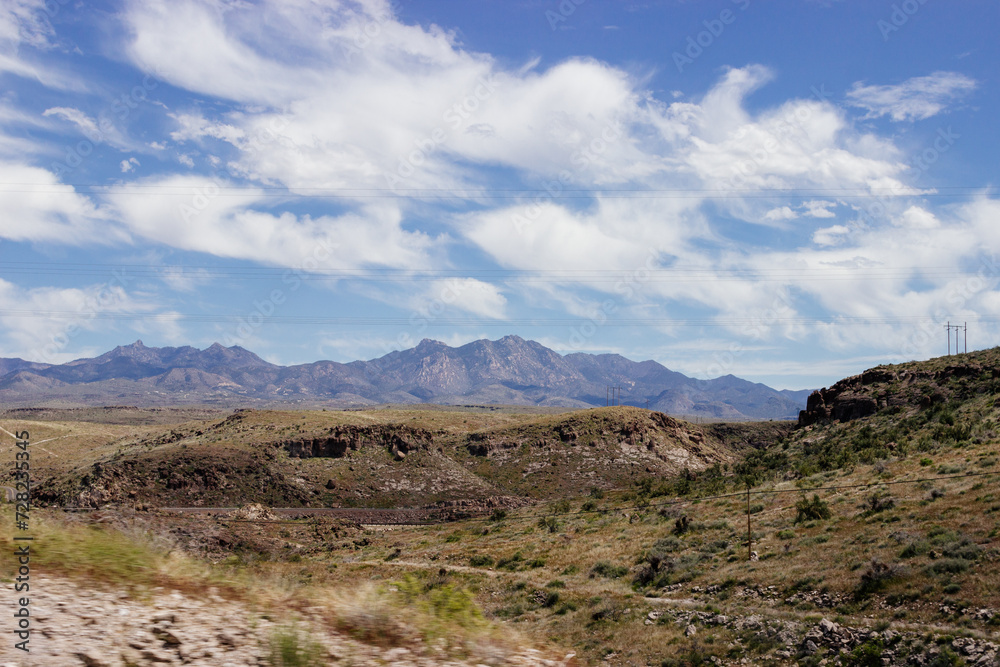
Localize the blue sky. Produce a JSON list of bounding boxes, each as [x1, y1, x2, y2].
[[1, 0, 998, 390]]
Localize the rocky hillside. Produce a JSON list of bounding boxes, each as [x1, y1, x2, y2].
[[0, 337, 810, 419], [19, 406, 790, 510], [798, 347, 1000, 427]]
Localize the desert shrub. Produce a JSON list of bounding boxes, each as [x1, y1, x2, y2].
[[488, 508, 507, 522], [926, 559, 969, 575], [844, 638, 885, 667], [863, 493, 895, 514], [899, 541, 929, 559], [856, 558, 906, 597], [468, 554, 494, 568], [393, 575, 484, 635], [540, 590, 560, 608], [590, 561, 629, 579], [795, 495, 831, 523], [653, 536, 684, 552], [552, 499, 572, 514], [926, 647, 964, 667], [537, 516, 560, 533], [267, 624, 326, 667], [496, 552, 525, 571], [777, 530, 796, 540], [699, 539, 729, 554], [673, 516, 691, 535]]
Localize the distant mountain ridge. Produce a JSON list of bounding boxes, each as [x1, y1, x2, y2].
[[0, 337, 810, 419]]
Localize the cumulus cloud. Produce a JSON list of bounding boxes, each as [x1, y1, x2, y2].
[[802, 200, 836, 218], [846, 72, 976, 122], [104, 175, 439, 271], [763, 206, 797, 221], [0, 277, 169, 363], [0, 162, 121, 243]]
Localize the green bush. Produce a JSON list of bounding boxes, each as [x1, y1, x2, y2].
[[267, 624, 326, 667], [795, 494, 832, 523], [844, 638, 884, 667], [855, 559, 906, 597], [590, 561, 629, 579], [926, 559, 969, 575], [468, 554, 494, 568]]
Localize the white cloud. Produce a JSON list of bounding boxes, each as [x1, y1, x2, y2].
[[104, 175, 438, 271], [763, 206, 797, 221], [896, 206, 939, 229], [0, 162, 121, 243], [846, 72, 976, 122], [802, 200, 836, 218], [0, 278, 166, 363], [0, 0, 50, 79], [812, 224, 849, 246], [120, 157, 140, 173], [419, 278, 507, 320], [43, 107, 102, 139]]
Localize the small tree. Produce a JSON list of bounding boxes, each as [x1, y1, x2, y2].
[[795, 494, 831, 523]]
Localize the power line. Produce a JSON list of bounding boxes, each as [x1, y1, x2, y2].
[[1, 310, 995, 327], [0, 184, 995, 200]]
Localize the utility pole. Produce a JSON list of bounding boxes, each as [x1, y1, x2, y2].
[[746, 485, 752, 561], [945, 322, 967, 355]]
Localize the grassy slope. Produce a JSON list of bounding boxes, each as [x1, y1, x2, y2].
[[18, 406, 776, 510], [4, 350, 1000, 664]]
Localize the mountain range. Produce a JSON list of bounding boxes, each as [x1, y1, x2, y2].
[[0, 336, 810, 419]]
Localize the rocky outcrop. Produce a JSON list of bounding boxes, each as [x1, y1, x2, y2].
[[798, 353, 1000, 427], [283, 424, 433, 460]]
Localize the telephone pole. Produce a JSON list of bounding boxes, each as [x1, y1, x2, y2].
[[945, 322, 968, 355]]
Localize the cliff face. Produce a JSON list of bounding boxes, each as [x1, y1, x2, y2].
[[798, 351, 1000, 427], [282, 424, 434, 460]]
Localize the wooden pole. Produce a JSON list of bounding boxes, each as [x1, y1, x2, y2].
[[746, 485, 752, 561]]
